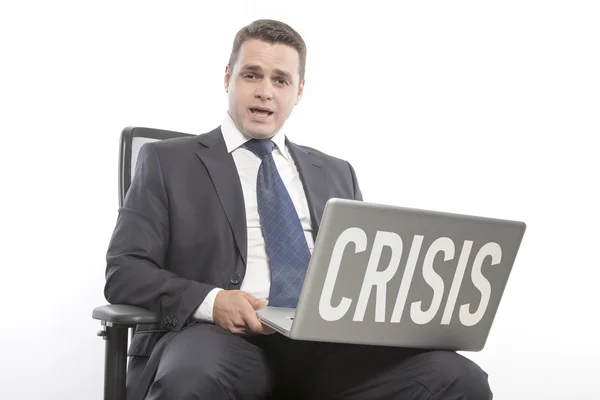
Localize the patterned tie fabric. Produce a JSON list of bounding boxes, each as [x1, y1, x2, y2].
[[244, 139, 311, 308]]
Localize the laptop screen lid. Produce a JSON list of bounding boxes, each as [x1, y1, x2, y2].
[[288, 198, 526, 351]]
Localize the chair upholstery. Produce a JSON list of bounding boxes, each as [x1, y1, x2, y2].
[[93, 126, 194, 400]]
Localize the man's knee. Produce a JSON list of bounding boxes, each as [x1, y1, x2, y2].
[[150, 358, 223, 397], [424, 351, 492, 399], [147, 324, 273, 399]]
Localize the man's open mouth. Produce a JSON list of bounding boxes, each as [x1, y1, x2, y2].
[[249, 107, 274, 117]]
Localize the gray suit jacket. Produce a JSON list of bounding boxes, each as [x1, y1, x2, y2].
[[104, 125, 362, 364]]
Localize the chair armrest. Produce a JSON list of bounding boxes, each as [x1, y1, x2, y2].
[[92, 304, 159, 326]]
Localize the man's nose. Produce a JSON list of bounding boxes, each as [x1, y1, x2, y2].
[[254, 81, 273, 100]]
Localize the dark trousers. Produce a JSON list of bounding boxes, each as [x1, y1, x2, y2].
[[137, 322, 492, 399]]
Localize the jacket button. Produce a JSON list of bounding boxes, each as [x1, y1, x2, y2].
[[171, 317, 178, 326], [163, 316, 173, 326], [230, 274, 241, 285]]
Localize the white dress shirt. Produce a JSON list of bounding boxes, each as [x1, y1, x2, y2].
[[193, 113, 315, 322]]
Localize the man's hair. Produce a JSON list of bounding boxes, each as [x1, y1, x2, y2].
[[228, 19, 307, 82]]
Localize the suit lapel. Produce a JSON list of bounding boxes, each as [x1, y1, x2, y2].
[[193, 128, 330, 263], [195, 128, 247, 265], [286, 139, 330, 236]]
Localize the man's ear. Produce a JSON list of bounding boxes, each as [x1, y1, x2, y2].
[[296, 79, 305, 104], [224, 65, 231, 92]]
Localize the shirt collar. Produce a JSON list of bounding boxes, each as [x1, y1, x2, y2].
[[221, 112, 290, 159]]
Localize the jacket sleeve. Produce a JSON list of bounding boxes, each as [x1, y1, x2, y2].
[[348, 161, 363, 201], [104, 142, 215, 332]]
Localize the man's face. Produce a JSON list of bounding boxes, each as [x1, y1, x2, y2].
[[225, 39, 304, 139]]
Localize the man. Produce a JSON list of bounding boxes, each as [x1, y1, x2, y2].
[[105, 19, 493, 399]]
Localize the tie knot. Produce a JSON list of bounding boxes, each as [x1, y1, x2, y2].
[[244, 139, 275, 158]]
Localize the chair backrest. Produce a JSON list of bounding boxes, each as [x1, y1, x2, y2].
[[119, 126, 195, 206]]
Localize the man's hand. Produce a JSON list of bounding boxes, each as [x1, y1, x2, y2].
[[213, 290, 276, 335]]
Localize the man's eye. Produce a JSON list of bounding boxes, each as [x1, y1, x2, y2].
[[245, 74, 257, 79], [275, 78, 287, 85]]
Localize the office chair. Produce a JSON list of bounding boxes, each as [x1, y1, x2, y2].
[[92, 126, 194, 400]]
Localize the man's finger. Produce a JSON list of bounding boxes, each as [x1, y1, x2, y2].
[[240, 291, 268, 310], [252, 298, 268, 310], [258, 324, 276, 335], [240, 291, 258, 304], [242, 306, 264, 333]]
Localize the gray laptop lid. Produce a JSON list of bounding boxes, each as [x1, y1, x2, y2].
[[290, 198, 526, 351]]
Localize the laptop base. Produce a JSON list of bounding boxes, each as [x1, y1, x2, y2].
[[257, 306, 295, 336]]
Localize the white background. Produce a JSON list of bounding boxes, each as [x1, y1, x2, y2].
[[1, 1, 598, 399]]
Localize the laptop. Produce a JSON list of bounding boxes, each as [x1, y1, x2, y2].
[[257, 198, 526, 351]]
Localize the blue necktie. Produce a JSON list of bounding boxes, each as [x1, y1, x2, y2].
[[244, 139, 311, 308]]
